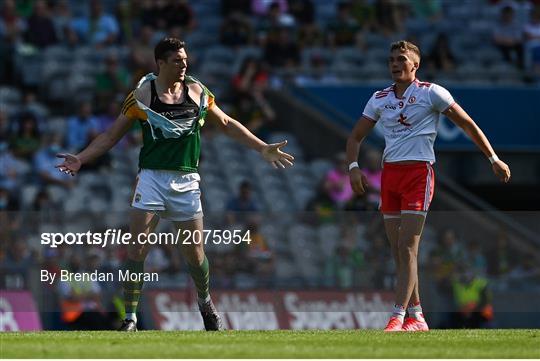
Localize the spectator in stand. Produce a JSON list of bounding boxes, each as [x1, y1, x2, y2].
[[58, 254, 109, 330], [95, 53, 131, 112], [51, 0, 78, 46], [451, 266, 494, 328], [409, 0, 442, 22], [435, 228, 467, 267], [257, 1, 296, 43], [523, 6, 540, 76], [0, 140, 29, 192], [323, 153, 354, 208], [131, 25, 157, 80], [374, 0, 405, 37], [297, 21, 323, 48], [71, 0, 119, 46], [96, 101, 137, 150], [263, 27, 301, 69], [226, 180, 259, 224], [18, 91, 48, 121], [252, 0, 289, 17], [220, 11, 254, 47], [324, 244, 365, 288], [493, 6, 524, 69], [289, 0, 315, 25], [34, 133, 75, 189], [222, 0, 252, 17], [233, 57, 269, 94], [327, 1, 361, 47], [164, 0, 195, 33], [494, 0, 533, 25], [3, 239, 35, 287], [25, 0, 57, 48], [465, 241, 488, 276], [0, 187, 19, 211], [351, 0, 377, 32], [0, 111, 10, 140], [427, 33, 456, 72], [115, 0, 135, 43], [505, 255, 540, 288], [487, 229, 515, 277], [294, 55, 338, 85], [139, 0, 167, 33], [0, 0, 26, 84], [245, 222, 275, 286], [32, 188, 53, 211], [288, 0, 320, 48], [10, 113, 41, 161], [429, 228, 467, 295], [366, 234, 393, 289], [66, 102, 99, 152], [0, 0, 26, 43], [232, 57, 275, 130]]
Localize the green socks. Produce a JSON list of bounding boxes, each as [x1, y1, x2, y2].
[[122, 258, 145, 316], [187, 256, 210, 302]]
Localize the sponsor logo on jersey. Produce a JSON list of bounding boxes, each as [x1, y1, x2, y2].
[[159, 109, 197, 118], [398, 113, 411, 127], [134, 193, 141, 203]]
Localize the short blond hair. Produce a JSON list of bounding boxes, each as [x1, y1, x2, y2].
[[390, 40, 421, 62]]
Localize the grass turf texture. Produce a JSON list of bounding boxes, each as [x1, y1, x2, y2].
[[1, 330, 539, 358]]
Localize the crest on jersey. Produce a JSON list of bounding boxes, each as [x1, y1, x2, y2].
[[408, 96, 416, 104], [398, 113, 411, 127]]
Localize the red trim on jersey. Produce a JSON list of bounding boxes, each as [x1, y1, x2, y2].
[[362, 114, 377, 122], [414, 79, 431, 88], [442, 101, 456, 113]]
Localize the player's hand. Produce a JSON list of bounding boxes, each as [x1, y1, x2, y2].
[[261, 140, 295, 169], [55, 153, 82, 176], [492, 160, 511, 183], [349, 168, 369, 195]]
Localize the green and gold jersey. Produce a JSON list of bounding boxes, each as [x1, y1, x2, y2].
[[121, 74, 215, 172]]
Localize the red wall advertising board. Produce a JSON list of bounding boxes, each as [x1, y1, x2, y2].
[[0, 290, 43, 331], [145, 290, 393, 330]]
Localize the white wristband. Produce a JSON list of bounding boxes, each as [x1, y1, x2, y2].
[[489, 155, 499, 164], [348, 162, 359, 171]]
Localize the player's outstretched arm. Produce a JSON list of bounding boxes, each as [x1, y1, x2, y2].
[[346, 116, 375, 195], [207, 104, 294, 169], [56, 113, 135, 176], [444, 103, 511, 183]]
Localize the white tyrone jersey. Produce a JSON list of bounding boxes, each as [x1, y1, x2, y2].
[[362, 79, 455, 163]]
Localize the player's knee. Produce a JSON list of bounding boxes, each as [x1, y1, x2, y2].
[[185, 248, 205, 266], [398, 245, 417, 263]]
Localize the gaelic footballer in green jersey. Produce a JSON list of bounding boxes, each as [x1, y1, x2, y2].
[[56, 38, 294, 332]]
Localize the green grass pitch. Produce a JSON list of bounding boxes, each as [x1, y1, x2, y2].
[[1, 330, 539, 358]]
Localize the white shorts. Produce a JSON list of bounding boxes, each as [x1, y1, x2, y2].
[[131, 169, 203, 221]]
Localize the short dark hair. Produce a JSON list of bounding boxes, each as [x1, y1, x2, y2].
[[154, 37, 186, 63], [390, 40, 421, 62]]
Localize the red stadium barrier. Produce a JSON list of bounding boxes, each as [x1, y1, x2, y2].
[[0, 291, 42, 331], [145, 290, 393, 330]]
